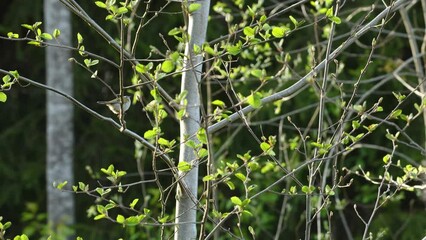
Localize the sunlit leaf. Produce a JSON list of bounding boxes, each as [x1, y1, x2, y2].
[[212, 100, 225, 108], [56, 181, 68, 190], [243, 26, 255, 37], [161, 60, 175, 73], [247, 92, 262, 108], [178, 161, 192, 172], [95, 1, 107, 8], [235, 173, 246, 182], [53, 29, 60, 38], [116, 214, 125, 224], [230, 196, 242, 206], [272, 27, 286, 38], [0, 92, 7, 102], [188, 3, 201, 13], [77, 33, 83, 44]]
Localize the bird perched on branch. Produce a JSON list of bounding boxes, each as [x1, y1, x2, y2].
[[97, 95, 131, 115]]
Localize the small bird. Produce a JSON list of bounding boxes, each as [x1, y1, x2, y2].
[[97, 95, 131, 115]]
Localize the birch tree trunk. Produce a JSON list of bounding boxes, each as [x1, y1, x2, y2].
[[44, 0, 75, 235], [174, 1, 210, 239]]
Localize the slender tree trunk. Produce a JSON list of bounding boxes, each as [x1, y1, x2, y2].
[[44, 0, 74, 237], [174, 1, 210, 239]]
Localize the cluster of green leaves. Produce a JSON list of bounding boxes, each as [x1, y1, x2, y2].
[[0, 70, 19, 102]]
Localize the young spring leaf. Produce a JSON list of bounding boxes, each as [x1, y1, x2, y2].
[[178, 161, 192, 172], [188, 3, 201, 13], [230, 196, 242, 206], [161, 60, 175, 73], [247, 92, 262, 108], [0, 92, 7, 103]]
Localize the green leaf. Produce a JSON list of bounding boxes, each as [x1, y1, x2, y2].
[[77, 33, 83, 44], [97, 204, 106, 213], [94, 214, 105, 220], [198, 148, 208, 158], [21, 24, 33, 31], [212, 99, 225, 108], [301, 185, 315, 194], [7, 32, 19, 38], [78, 46, 86, 56], [326, 7, 333, 17], [325, 185, 335, 196], [84, 59, 99, 67], [125, 215, 144, 226], [116, 214, 125, 224], [260, 142, 271, 152], [225, 180, 235, 190], [27, 41, 41, 46], [193, 44, 201, 54], [168, 28, 181, 36], [250, 69, 263, 79], [2, 75, 11, 84], [197, 128, 208, 144], [101, 165, 114, 175], [116, 170, 127, 178], [247, 92, 262, 108], [161, 60, 175, 73], [0, 92, 7, 102], [158, 138, 170, 146], [261, 162, 275, 173], [8, 70, 19, 79], [364, 124, 378, 132], [188, 3, 201, 13], [105, 14, 115, 20], [53, 29, 60, 38], [40, 33, 52, 40], [383, 154, 391, 164], [56, 181, 68, 190], [235, 173, 246, 182], [178, 161, 192, 172], [248, 226, 255, 238], [3, 221, 12, 230], [329, 16, 341, 24], [203, 44, 216, 56], [95, 1, 107, 8], [272, 27, 286, 38], [289, 186, 297, 194], [353, 104, 364, 113], [390, 109, 402, 119], [289, 15, 298, 27], [78, 182, 87, 191], [243, 26, 255, 37], [230, 196, 242, 206], [158, 215, 169, 223], [243, 210, 252, 216], [248, 162, 259, 171], [226, 43, 241, 56], [116, 7, 128, 15], [352, 120, 360, 130], [14, 235, 29, 240], [135, 63, 147, 73], [144, 129, 157, 139], [202, 174, 215, 181]]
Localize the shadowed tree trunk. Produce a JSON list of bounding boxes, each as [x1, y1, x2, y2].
[[44, 0, 74, 236]]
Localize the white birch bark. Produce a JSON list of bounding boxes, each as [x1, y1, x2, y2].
[[44, 0, 75, 234], [174, 1, 210, 239]]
